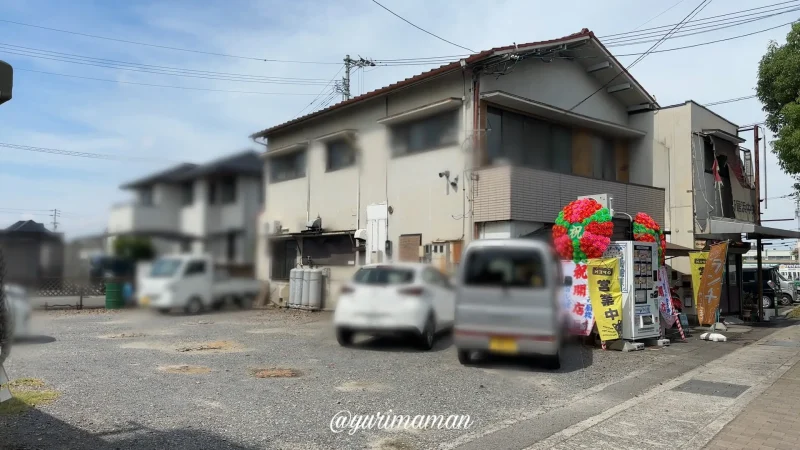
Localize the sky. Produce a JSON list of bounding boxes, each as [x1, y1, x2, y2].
[[0, 0, 798, 247]]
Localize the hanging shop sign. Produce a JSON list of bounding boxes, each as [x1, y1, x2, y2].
[[587, 257, 624, 341], [696, 242, 729, 325]]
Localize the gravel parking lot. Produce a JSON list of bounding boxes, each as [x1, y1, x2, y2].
[[0, 308, 774, 449]]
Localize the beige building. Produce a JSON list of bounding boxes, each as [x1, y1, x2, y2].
[[632, 101, 800, 318], [251, 29, 669, 309]]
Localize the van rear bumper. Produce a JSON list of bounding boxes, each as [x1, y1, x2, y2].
[[453, 328, 560, 356]]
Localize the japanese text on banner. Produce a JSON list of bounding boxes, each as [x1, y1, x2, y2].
[[561, 261, 594, 336], [657, 266, 676, 327], [696, 242, 728, 325], [690, 251, 709, 311], [587, 258, 623, 341]]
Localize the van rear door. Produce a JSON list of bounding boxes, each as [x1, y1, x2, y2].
[[456, 246, 557, 340]]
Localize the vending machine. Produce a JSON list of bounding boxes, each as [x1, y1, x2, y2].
[[603, 241, 661, 341]]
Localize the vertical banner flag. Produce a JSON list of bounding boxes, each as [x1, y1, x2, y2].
[[587, 258, 624, 341], [657, 266, 676, 327], [690, 251, 709, 311], [697, 242, 729, 325], [561, 261, 594, 336]]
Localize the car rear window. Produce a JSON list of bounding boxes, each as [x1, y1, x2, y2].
[[353, 266, 415, 285], [464, 248, 546, 288]]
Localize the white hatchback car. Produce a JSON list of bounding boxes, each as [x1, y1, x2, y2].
[[333, 263, 455, 350]]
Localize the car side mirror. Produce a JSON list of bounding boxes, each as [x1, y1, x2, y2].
[[564, 276, 573, 287]]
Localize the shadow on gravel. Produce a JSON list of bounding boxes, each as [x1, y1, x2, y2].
[[0, 410, 258, 450], [354, 331, 454, 353], [14, 335, 56, 345], [466, 340, 592, 374]]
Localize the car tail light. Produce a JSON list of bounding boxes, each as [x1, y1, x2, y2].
[[398, 286, 425, 296], [340, 286, 354, 295]]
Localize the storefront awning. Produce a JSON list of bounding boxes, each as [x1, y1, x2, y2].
[[702, 218, 800, 240], [665, 242, 694, 257]]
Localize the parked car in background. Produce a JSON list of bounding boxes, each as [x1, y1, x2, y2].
[[453, 239, 563, 370], [137, 254, 261, 315], [742, 266, 782, 309], [333, 263, 455, 350], [5, 284, 31, 339]]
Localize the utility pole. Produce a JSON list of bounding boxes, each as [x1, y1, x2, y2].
[[50, 208, 60, 231], [754, 126, 764, 322], [336, 55, 375, 101]]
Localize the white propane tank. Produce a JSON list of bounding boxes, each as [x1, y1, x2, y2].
[[301, 269, 312, 309], [308, 269, 323, 311], [289, 268, 301, 308]]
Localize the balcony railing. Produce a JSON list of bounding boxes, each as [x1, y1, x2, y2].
[[473, 165, 665, 224]]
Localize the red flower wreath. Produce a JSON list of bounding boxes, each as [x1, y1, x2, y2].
[[633, 212, 667, 265], [552, 198, 614, 262]]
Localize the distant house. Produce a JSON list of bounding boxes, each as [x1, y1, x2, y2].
[[0, 220, 64, 286], [106, 150, 264, 270]]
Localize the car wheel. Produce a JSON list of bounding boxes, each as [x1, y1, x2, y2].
[[543, 351, 561, 371], [781, 293, 793, 306], [763, 295, 774, 309], [457, 349, 472, 365], [336, 327, 354, 346], [185, 297, 203, 315], [418, 315, 436, 351]]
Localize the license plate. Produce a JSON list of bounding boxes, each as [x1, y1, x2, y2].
[[139, 296, 150, 306], [489, 337, 518, 354]]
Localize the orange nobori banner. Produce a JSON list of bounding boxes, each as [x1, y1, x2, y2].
[[696, 242, 729, 325]]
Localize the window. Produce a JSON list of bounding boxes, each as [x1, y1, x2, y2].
[[390, 110, 458, 157], [302, 234, 353, 266], [139, 187, 153, 206], [353, 266, 415, 285], [226, 231, 237, 262], [591, 135, 616, 181], [269, 151, 306, 183], [150, 258, 182, 278], [326, 139, 356, 172], [486, 107, 573, 174], [464, 248, 545, 288], [270, 239, 298, 280], [207, 181, 217, 204], [220, 176, 236, 204], [258, 178, 265, 204], [422, 268, 451, 288], [181, 182, 194, 206], [184, 260, 207, 276]]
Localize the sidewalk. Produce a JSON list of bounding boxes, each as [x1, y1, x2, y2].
[[520, 321, 800, 450], [704, 359, 800, 449]]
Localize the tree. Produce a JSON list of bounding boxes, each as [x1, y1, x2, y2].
[[757, 23, 800, 185], [113, 236, 155, 261]]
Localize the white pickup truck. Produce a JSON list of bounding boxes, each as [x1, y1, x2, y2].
[[138, 254, 262, 314]]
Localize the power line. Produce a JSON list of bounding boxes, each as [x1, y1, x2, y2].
[[293, 65, 345, 118], [704, 95, 758, 106], [632, 0, 689, 31], [570, 0, 712, 112], [602, 0, 800, 40], [0, 142, 178, 163], [0, 42, 332, 82], [14, 68, 325, 96], [614, 20, 797, 57], [605, 5, 800, 47], [0, 46, 335, 86], [0, 18, 342, 65], [370, 0, 475, 53]]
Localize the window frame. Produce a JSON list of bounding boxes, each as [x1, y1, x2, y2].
[[219, 175, 237, 205], [390, 109, 459, 158], [270, 239, 298, 280], [325, 139, 357, 172], [184, 260, 207, 277], [180, 181, 194, 206], [269, 150, 307, 184]]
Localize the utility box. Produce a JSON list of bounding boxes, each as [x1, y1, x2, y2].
[[0, 60, 12, 105]]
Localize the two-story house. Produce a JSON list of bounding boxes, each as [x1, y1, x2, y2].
[[251, 29, 668, 308], [107, 150, 264, 269], [631, 100, 800, 318]]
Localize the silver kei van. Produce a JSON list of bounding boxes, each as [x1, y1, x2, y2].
[[453, 239, 563, 370]]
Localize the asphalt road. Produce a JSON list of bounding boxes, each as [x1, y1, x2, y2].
[[0, 308, 784, 450]]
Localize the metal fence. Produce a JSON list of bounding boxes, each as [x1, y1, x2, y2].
[[9, 276, 133, 298]]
